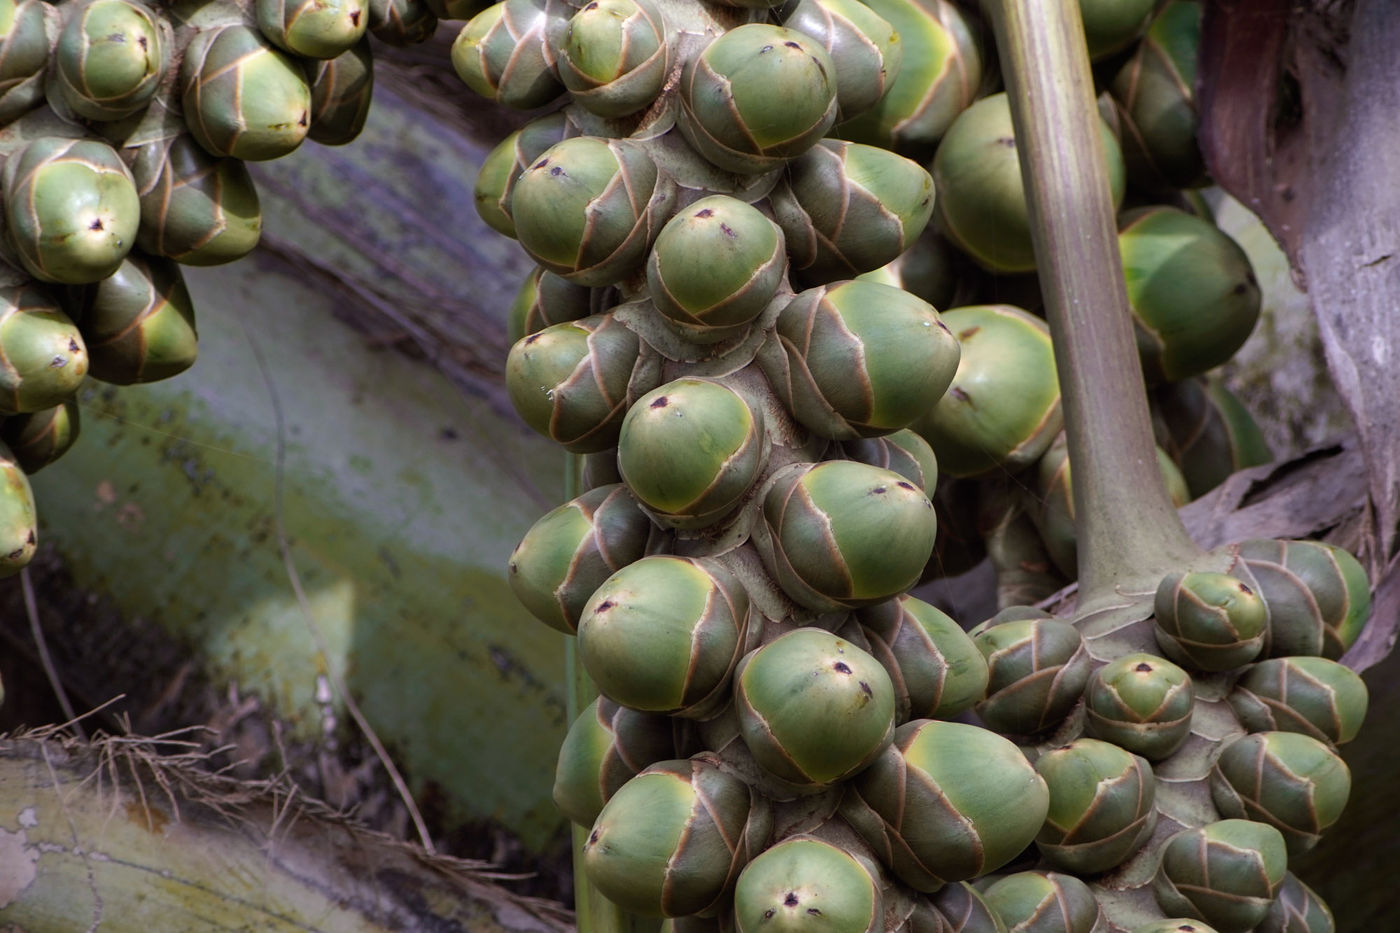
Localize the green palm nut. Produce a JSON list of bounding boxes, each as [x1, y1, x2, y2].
[[507, 266, 596, 343], [913, 305, 1061, 479], [1033, 738, 1157, 874], [841, 719, 1050, 890], [856, 595, 987, 722], [0, 398, 79, 474], [972, 616, 1090, 735], [934, 93, 1124, 273], [0, 284, 88, 414], [733, 836, 882, 933], [578, 556, 751, 718], [617, 378, 765, 529], [1228, 656, 1367, 746], [765, 280, 960, 440], [0, 439, 36, 577], [504, 313, 642, 453], [511, 135, 674, 287], [1119, 207, 1260, 384], [507, 482, 652, 634], [558, 0, 669, 118], [308, 39, 374, 146], [1209, 731, 1351, 855], [1111, 2, 1207, 190], [678, 24, 838, 175], [760, 459, 937, 612], [983, 872, 1103, 933], [837, 0, 981, 158], [474, 113, 571, 239], [54, 0, 168, 121], [3, 137, 140, 285], [1152, 819, 1288, 933], [257, 0, 368, 60], [646, 195, 785, 344], [1154, 570, 1267, 672], [1233, 539, 1369, 660], [583, 756, 771, 917], [553, 696, 676, 827], [367, 0, 437, 47], [1076, 0, 1156, 61], [181, 25, 312, 162], [451, 0, 563, 110], [66, 252, 197, 385], [771, 141, 935, 285], [1153, 377, 1272, 499], [1084, 652, 1194, 760], [734, 627, 895, 786], [931, 883, 1007, 933], [1256, 874, 1334, 933], [127, 134, 262, 267], [840, 429, 939, 498], [0, 0, 48, 125], [782, 0, 902, 121], [1130, 922, 1219, 933]]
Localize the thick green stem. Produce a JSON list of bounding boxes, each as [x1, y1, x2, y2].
[[984, 0, 1200, 602]]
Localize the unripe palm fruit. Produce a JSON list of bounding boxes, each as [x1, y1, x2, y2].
[[972, 616, 1091, 735], [771, 141, 935, 286], [1034, 738, 1157, 874], [983, 872, 1103, 933], [504, 313, 644, 453], [367, 0, 437, 47], [1119, 207, 1260, 384], [759, 460, 937, 612], [507, 483, 652, 634], [1111, 1, 1207, 190], [257, 0, 369, 60], [733, 836, 882, 933], [1131, 923, 1219, 933], [0, 439, 36, 576], [646, 196, 785, 344], [3, 137, 140, 285], [451, 0, 563, 110], [782, 0, 901, 123], [307, 39, 375, 146], [934, 93, 1125, 273], [931, 882, 1007, 933], [1152, 376, 1272, 499], [1256, 873, 1334, 933], [65, 252, 198, 385], [181, 25, 312, 162], [553, 696, 676, 827], [1152, 819, 1287, 933], [1233, 538, 1369, 660], [0, 0, 48, 124], [678, 24, 838, 175], [841, 719, 1050, 890], [511, 136, 674, 286], [126, 134, 263, 267], [836, 0, 981, 158], [913, 305, 1061, 478], [578, 556, 751, 718], [763, 280, 959, 440], [1083, 652, 1194, 760], [507, 265, 597, 343], [558, 0, 669, 118], [0, 398, 79, 474], [734, 627, 895, 786], [1209, 731, 1350, 855], [1154, 570, 1267, 672], [1076, 0, 1156, 60], [618, 378, 765, 529], [1227, 656, 1367, 746], [583, 757, 771, 917], [0, 284, 88, 414], [855, 594, 987, 722], [54, 0, 167, 121], [840, 429, 938, 498], [474, 113, 572, 239]]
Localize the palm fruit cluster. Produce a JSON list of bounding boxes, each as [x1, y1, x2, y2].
[[467, 0, 1369, 930], [0, 0, 453, 576]]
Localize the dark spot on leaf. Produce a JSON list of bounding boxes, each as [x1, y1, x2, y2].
[[524, 333, 542, 344], [784, 892, 799, 907], [588, 830, 599, 844], [784, 41, 801, 49], [896, 481, 915, 491], [696, 208, 714, 218], [535, 158, 550, 169], [764, 910, 775, 920], [1238, 583, 1254, 595], [586, 0, 599, 7], [951, 386, 971, 402], [596, 599, 615, 612], [859, 681, 873, 696], [1280, 186, 1295, 203], [49, 356, 65, 368], [760, 45, 773, 53], [720, 223, 736, 237], [833, 661, 852, 674], [1135, 662, 1153, 673], [807, 909, 822, 916], [650, 396, 669, 408], [551, 166, 565, 176], [997, 136, 1016, 148], [350, 10, 360, 24], [138, 35, 148, 51], [872, 486, 887, 495], [26, 530, 35, 544], [89, 219, 104, 231], [1233, 282, 1249, 294], [68, 339, 80, 353], [958, 326, 980, 340], [298, 110, 308, 127]]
